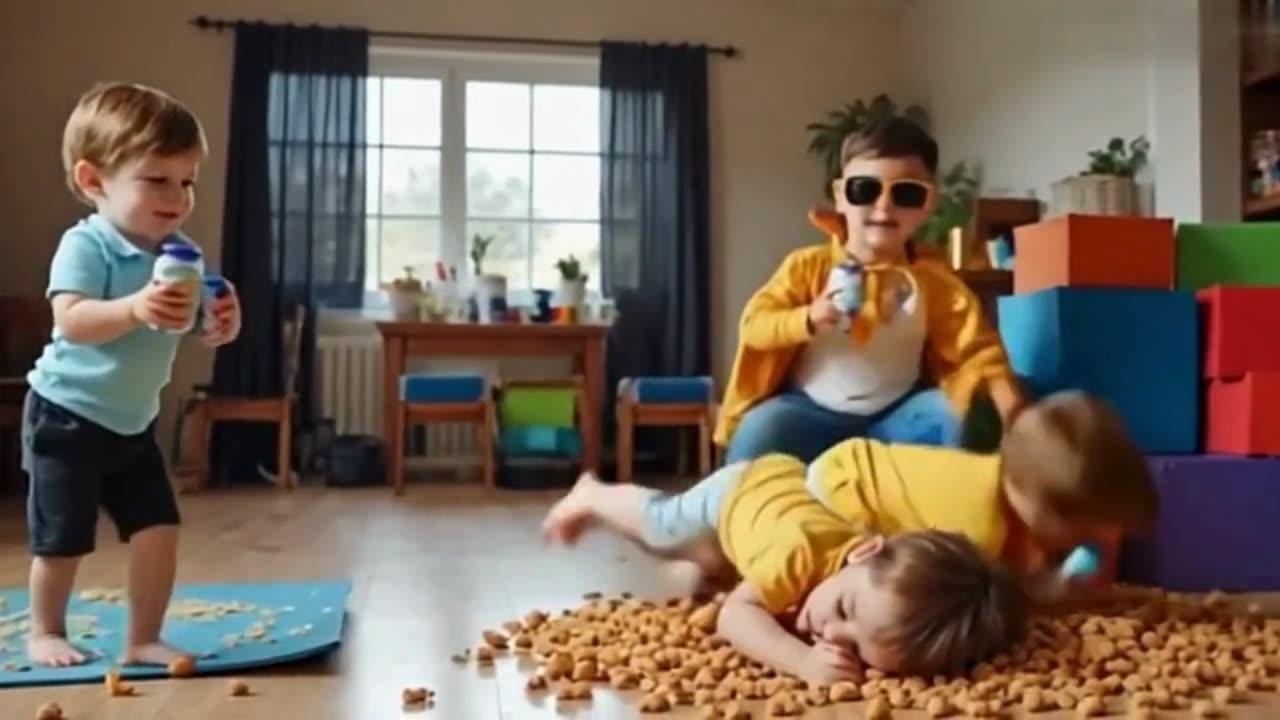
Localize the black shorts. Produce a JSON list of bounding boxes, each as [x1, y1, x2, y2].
[[21, 391, 180, 557]]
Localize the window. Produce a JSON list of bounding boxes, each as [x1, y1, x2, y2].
[[364, 48, 602, 304]]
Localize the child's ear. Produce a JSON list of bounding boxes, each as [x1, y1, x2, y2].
[[831, 177, 847, 209], [73, 160, 105, 200], [845, 535, 885, 566]]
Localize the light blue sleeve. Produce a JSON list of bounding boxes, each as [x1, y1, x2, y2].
[[47, 228, 109, 300]]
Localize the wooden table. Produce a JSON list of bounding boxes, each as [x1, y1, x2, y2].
[[374, 322, 609, 486]]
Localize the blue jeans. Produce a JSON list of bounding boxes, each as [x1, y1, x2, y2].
[[724, 388, 962, 464]]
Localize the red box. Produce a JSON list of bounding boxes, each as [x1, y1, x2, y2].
[[1012, 214, 1174, 294], [1206, 372, 1280, 455], [1198, 285, 1280, 379]]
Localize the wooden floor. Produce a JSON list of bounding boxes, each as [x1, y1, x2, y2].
[[0, 484, 1277, 719]]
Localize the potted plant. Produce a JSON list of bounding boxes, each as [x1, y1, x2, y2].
[[914, 161, 982, 248], [554, 254, 588, 312], [470, 233, 507, 324], [1052, 136, 1150, 216], [382, 265, 425, 321], [806, 94, 931, 198]]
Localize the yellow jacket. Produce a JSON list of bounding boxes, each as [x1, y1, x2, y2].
[[714, 208, 1017, 447]]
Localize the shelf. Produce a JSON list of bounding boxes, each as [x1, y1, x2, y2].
[[1244, 193, 1280, 218]]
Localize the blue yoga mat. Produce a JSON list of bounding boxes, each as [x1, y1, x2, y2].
[[0, 580, 351, 687]]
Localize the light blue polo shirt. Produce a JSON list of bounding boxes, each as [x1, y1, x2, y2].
[[27, 214, 201, 436]]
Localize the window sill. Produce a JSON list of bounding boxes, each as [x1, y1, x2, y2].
[[317, 291, 614, 336]]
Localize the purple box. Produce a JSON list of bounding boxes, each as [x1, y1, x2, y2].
[[1119, 455, 1280, 592]]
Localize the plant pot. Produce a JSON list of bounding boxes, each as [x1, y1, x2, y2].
[[1050, 174, 1139, 216], [384, 288, 423, 321], [555, 277, 586, 310], [474, 273, 509, 324]]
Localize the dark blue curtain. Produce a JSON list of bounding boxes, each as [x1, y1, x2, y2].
[[599, 42, 711, 472], [210, 23, 368, 485]]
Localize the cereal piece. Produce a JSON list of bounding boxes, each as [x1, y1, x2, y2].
[[925, 695, 954, 718], [639, 693, 671, 713], [864, 695, 893, 720], [227, 678, 251, 697], [482, 630, 508, 649], [1191, 699, 1223, 718], [572, 658, 598, 682], [525, 674, 548, 692], [556, 681, 592, 701], [830, 681, 860, 702], [167, 654, 196, 678], [105, 669, 136, 697], [474, 646, 495, 665], [1075, 695, 1105, 717], [34, 703, 63, 720], [450, 650, 470, 664], [1127, 707, 1156, 720], [764, 691, 804, 717], [402, 687, 432, 705]]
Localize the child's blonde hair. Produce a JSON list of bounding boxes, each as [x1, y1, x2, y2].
[[869, 530, 1028, 676], [62, 82, 207, 205], [1001, 390, 1158, 531]]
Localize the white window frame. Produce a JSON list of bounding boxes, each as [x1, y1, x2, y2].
[[363, 44, 602, 311]]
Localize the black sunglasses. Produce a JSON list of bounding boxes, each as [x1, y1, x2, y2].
[[843, 176, 932, 209]]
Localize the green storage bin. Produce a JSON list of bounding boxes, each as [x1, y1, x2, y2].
[[1176, 222, 1280, 291]]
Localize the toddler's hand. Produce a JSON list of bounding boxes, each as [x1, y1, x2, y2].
[[131, 281, 197, 331], [202, 281, 242, 348], [807, 293, 843, 333], [798, 640, 863, 686]]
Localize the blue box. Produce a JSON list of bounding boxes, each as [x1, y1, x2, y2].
[[400, 374, 488, 403], [997, 287, 1198, 453]]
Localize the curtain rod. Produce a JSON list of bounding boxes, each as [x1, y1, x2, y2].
[[189, 15, 739, 58]]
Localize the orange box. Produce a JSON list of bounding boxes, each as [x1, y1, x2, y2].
[[1012, 214, 1175, 294], [1206, 371, 1280, 456]]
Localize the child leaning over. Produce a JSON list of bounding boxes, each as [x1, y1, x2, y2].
[[22, 82, 241, 667], [804, 389, 1158, 602], [541, 462, 1028, 684]]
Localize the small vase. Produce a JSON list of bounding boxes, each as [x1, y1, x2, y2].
[[556, 277, 586, 308], [475, 273, 509, 324]]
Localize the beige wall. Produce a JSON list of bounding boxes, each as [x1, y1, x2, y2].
[[0, 0, 907, 453]]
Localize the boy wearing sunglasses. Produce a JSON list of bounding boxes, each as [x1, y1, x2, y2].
[[716, 118, 1023, 464]]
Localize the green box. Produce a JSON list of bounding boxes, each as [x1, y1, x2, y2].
[[1176, 223, 1280, 291]]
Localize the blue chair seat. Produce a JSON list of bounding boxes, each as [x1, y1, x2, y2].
[[627, 376, 714, 404], [400, 374, 488, 404]]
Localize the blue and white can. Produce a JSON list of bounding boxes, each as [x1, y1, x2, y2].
[[829, 262, 864, 329]]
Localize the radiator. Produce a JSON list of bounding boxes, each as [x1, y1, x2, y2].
[[315, 333, 479, 461]]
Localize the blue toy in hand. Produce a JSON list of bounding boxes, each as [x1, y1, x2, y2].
[[1060, 543, 1102, 580]]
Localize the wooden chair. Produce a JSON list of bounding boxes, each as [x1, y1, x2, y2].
[[615, 376, 717, 484], [393, 374, 496, 495], [0, 297, 51, 491], [180, 304, 305, 492]]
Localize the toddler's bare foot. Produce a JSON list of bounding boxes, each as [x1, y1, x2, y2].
[[123, 641, 190, 667], [28, 634, 87, 667], [541, 472, 604, 545]]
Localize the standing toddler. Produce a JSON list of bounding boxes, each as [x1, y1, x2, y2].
[[23, 82, 241, 667]]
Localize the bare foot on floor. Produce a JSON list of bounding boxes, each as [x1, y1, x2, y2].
[[541, 472, 604, 545], [28, 634, 87, 667], [123, 641, 190, 667]]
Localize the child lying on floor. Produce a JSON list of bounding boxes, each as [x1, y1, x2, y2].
[[542, 462, 1029, 684], [802, 389, 1158, 603]]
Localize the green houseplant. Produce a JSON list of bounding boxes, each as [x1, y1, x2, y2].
[[806, 95, 980, 247], [806, 94, 930, 194], [470, 233, 496, 276], [1082, 136, 1151, 178], [1051, 135, 1150, 216]]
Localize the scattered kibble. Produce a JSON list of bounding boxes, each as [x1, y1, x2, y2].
[[166, 655, 196, 677], [401, 686, 434, 706], [105, 669, 137, 697], [34, 702, 62, 720], [228, 678, 251, 697], [455, 587, 1280, 717]]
